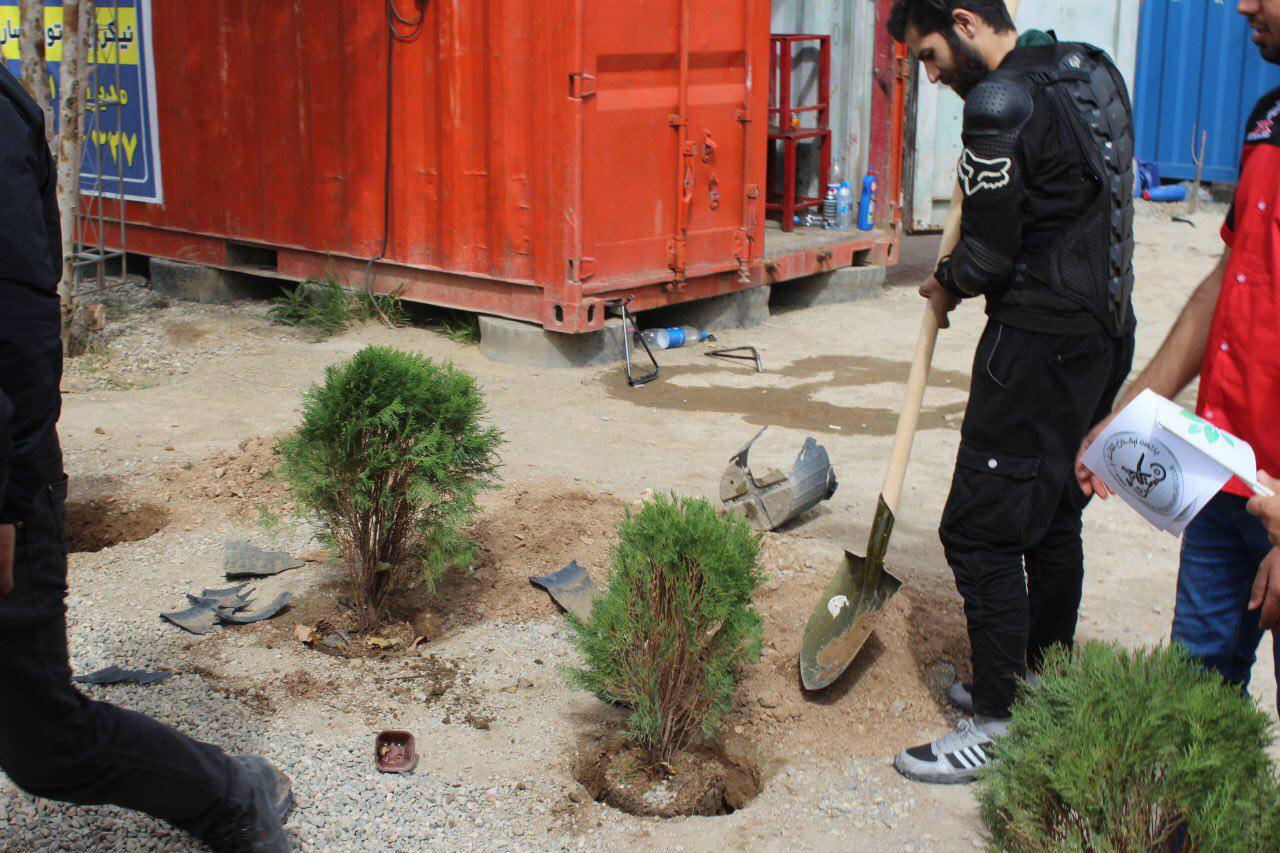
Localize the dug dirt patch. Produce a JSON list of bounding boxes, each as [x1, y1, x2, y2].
[[160, 434, 293, 522], [574, 732, 761, 818], [65, 497, 170, 553]]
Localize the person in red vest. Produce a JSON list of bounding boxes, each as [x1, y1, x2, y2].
[[1078, 0, 1280, 708]]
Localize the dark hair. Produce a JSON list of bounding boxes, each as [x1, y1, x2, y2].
[[887, 0, 1016, 42]]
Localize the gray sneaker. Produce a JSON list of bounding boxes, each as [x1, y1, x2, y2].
[[947, 681, 975, 714], [894, 716, 1010, 785], [211, 755, 294, 852], [946, 672, 1040, 715]]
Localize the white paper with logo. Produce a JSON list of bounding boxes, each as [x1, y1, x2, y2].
[[1080, 390, 1258, 536]]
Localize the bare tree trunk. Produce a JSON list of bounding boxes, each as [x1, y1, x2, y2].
[[17, 0, 53, 149], [55, 0, 93, 348]]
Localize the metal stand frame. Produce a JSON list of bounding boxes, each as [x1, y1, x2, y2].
[[74, 7, 130, 304], [706, 346, 763, 373], [610, 296, 659, 388]]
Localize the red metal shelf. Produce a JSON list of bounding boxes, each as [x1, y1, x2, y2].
[[767, 34, 832, 231]]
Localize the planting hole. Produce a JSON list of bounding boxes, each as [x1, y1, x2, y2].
[[573, 733, 761, 818], [65, 498, 170, 553]]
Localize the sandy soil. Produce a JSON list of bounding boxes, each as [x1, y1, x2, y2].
[[8, 202, 1267, 851]]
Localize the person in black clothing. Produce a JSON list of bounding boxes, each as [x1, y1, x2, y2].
[[0, 66, 293, 850], [885, 0, 1136, 784]]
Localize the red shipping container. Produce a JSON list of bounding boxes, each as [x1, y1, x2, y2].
[[116, 0, 903, 333]]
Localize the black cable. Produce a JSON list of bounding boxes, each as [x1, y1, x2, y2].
[[386, 0, 425, 42], [364, 0, 427, 322]]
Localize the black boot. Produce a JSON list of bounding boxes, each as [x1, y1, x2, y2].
[[207, 755, 294, 852]]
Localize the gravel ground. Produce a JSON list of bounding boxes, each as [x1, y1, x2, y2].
[[2, 514, 960, 852]]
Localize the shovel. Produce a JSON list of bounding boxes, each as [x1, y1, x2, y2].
[[800, 185, 970, 691], [798, 304, 938, 690], [797, 0, 1022, 692]]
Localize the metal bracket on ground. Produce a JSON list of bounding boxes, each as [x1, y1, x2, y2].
[[721, 427, 838, 531], [706, 345, 763, 373]]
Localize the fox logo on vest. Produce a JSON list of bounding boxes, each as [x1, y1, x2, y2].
[[958, 149, 1013, 197]]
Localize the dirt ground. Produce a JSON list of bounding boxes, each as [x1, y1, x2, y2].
[[19, 202, 1270, 851]]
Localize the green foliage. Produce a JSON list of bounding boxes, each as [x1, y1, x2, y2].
[[564, 494, 766, 761], [438, 311, 481, 345], [277, 346, 502, 628], [979, 642, 1280, 852], [269, 272, 407, 338]]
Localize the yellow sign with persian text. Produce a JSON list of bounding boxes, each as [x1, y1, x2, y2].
[[0, 6, 140, 65]]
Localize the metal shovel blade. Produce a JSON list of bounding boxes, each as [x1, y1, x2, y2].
[[800, 497, 904, 691]]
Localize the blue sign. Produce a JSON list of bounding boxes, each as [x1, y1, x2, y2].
[[2, 0, 163, 203]]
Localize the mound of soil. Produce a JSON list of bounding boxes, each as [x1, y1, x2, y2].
[[720, 532, 973, 760], [160, 434, 293, 520], [270, 481, 629, 654], [451, 483, 629, 624], [574, 732, 760, 818]]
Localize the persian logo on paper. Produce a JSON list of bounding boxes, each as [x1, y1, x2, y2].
[[1102, 433, 1184, 516]]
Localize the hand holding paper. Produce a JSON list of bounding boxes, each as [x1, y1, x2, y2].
[[1079, 390, 1269, 536], [1248, 472, 1280, 547]]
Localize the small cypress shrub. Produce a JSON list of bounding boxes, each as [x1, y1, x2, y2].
[[565, 494, 766, 762], [979, 641, 1280, 851], [278, 346, 501, 628]]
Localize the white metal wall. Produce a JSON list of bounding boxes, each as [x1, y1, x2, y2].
[[770, 0, 879, 196], [908, 0, 1141, 231]]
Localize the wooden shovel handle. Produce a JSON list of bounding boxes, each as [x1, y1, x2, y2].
[[879, 165, 963, 513], [879, 0, 1020, 513]]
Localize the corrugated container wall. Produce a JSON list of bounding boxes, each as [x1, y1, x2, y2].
[[117, 0, 901, 333], [1134, 0, 1280, 184]]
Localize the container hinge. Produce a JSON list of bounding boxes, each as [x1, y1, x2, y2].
[[733, 229, 753, 284], [893, 55, 912, 82], [735, 108, 751, 123], [569, 72, 597, 100], [567, 257, 597, 282], [666, 239, 687, 285]]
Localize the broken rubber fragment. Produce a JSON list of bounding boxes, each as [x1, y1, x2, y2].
[[161, 603, 220, 635], [216, 592, 294, 624], [73, 666, 173, 686], [223, 541, 305, 579], [187, 584, 253, 612], [529, 561, 599, 622]]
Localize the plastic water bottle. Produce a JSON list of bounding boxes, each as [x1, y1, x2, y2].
[[640, 326, 708, 350], [823, 184, 840, 229], [858, 170, 878, 231], [837, 181, 855, 230]]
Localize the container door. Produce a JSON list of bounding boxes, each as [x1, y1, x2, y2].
[[580, 1, 754, 286]]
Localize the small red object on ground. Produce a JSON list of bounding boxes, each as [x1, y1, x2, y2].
[[375, 730, 419, 774]]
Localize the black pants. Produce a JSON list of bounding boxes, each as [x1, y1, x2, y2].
[[940, 321, 1134, 719], [0, 474, 251, 848]]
